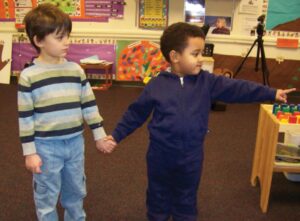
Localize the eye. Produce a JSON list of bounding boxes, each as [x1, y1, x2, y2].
[[56, 33, 68, 40], [56, 35, 64, 40]]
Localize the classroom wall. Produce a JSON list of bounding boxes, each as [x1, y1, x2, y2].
[[0, 0, 182, 39], [0, 0, 299, 61]]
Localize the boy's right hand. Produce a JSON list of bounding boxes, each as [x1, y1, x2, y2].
[[96, 136, 117, 154], [25, 154, 42, 174]]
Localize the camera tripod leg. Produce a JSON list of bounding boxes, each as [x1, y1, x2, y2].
[[260, 43, 270, 86], [255, 41, 261, 72], [233, 39, 258, 78]]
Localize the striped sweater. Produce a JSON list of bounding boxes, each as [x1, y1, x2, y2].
[[18, 59, 106, 155]]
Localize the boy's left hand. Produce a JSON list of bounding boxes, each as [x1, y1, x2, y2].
[[276, 88, 296, 103]]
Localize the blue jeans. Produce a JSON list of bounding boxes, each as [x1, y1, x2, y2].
[[33, 134, 86, 221]]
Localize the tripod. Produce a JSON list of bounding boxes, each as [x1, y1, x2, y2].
[[233, 33, 270, 86]]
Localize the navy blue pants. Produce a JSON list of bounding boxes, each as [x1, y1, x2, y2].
[[146, 145, 203, 221]]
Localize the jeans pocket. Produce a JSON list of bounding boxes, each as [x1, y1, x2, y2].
[[34, 180, 48, 195], [81, 174, 87, 197]]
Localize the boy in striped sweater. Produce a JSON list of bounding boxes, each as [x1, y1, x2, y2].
[[18, 4, 115, 221]]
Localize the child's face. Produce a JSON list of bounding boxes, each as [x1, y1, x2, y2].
[[174, 37, 205, 76], [35, 30, 70, 63], [216, 19, 226, 28]]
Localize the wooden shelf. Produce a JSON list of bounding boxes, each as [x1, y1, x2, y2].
[[80, 63, 113, 90], [250, 104, 300, 213]]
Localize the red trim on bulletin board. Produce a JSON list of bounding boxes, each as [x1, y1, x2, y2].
[[80, 0, 85, 17], [15, 23, 25, 30], [276, 38, 299, 48]]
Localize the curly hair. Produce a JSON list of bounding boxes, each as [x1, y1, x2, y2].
[[160, 22, 205, 63]]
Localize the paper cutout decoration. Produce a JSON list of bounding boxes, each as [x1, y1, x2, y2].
[[116, 40, 169, 81]]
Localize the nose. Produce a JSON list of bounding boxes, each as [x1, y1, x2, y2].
[[198, 53, 203, 62], [63, 36, 70, 46]]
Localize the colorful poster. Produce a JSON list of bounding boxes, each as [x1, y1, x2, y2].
[[266, 0, 300, 32], [0, 33, 12, 84], [12, 36, 116, 78], [14, 0, 33, 29], [37, 0, 81, 16], [262, 0, 300, 38], [139, 0, 168, 30], [85, 0, 125, 18], [1, 0, 125, 23], [116, 40, 169, 81], [0, 0, 15, 21]]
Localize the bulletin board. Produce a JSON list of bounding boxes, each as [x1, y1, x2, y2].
[[11, 36, 116, 77], [0, 0, 125, 24], [11, 38, 169, 82], [139, 0, 168, 30], [0, 0, 15, 21], [265, 0, 300, 37]]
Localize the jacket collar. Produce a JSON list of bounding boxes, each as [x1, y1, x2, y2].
[[159, 71, 201, 80]]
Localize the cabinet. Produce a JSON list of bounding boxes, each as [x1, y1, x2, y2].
[[250, 104, 300, 213], [80, 63, 113, 90]]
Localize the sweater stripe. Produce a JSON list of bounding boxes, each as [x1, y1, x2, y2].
[[90, 122, 103, 129], [35, 96, 80, 108], [31, 76, 81, 90], [35, 124, 84, 137], [19, 110, 34, 118], [18, 85, 32, 92], [34, 102, 81, 113], [30, 69, 84, 82], [20, 135, 35, 143], [81, 100, 97, 109]]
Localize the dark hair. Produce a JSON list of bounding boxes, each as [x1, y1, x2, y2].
[[160, 22, 205, 63], [24, 3, 72, 53]]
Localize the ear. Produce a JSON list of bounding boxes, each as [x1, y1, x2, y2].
[[33, 35, 43, 48], [169, 50, 180, 63]]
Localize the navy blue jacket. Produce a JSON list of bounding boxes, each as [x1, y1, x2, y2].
[[112, 70, 276, 152]]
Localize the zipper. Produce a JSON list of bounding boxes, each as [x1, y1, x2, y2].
[[179, 77, 187, 144]]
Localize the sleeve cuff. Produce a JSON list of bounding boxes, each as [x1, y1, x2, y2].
[[92, 127, 107, 141], [112, 131, 121, 143], [271, 88, 277, 100], [22, 142, 36, 156]]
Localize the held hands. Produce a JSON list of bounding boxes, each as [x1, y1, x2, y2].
[[25, 153, 42, 174], [96, 135, 117, 154], [275, 88, 296, 103]]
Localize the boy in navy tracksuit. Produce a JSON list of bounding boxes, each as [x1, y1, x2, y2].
[[108, 22, 295, 221]]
